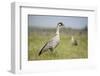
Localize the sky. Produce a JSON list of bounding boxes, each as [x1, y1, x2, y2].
[[28, 15, 88, 29]]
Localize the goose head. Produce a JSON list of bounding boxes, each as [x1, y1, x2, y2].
[[57, 22, 64, 27]]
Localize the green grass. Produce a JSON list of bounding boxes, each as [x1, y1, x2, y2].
[[28, 32, 88, 60]]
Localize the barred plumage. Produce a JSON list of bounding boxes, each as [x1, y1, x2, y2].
[[38, 22, 64, 56]]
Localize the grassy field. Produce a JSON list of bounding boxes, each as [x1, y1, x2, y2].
[[28, 28, 88, 60]]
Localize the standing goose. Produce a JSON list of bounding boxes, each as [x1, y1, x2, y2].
[[71, 36, 78, 46], [38, 22, 64, 56]]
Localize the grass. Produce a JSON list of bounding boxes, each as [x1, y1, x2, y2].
[[28, 31, 88, 60]]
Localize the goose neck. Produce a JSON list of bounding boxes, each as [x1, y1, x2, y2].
[[56, 25, 60, 35]]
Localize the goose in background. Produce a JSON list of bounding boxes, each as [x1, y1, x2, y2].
[[71, 36, 78, 46]]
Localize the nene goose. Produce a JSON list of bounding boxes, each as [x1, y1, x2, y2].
[[38, 22, 64, 56], [71, 36, 78, 46]]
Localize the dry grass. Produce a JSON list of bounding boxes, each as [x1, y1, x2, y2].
[[28, 30, 88, 60]]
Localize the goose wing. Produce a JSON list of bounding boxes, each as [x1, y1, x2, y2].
[[38, 35, 60, 56]]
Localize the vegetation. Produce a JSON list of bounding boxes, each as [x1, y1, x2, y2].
[[28, 27, 88, 60]]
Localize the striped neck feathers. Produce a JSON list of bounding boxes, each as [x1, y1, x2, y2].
[[56, 25, 60, 35]]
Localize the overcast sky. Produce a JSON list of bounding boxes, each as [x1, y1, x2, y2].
[[28, 15, 88, 29]]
